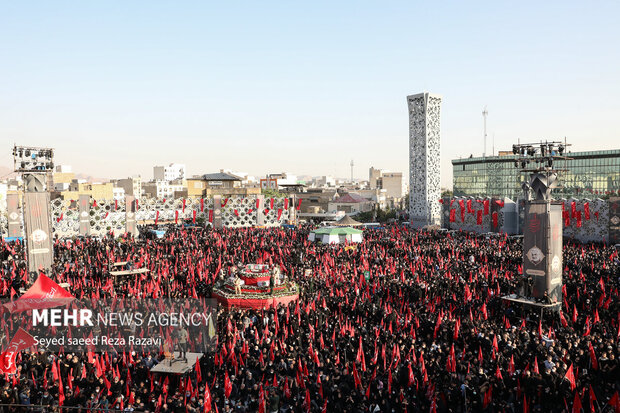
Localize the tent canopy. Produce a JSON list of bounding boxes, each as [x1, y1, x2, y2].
[[334, 215, 363, 227], [309, 226, 363, 244], [312, 227, 363, 235]]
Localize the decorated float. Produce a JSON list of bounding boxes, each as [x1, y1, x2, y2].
[[211, 264, 299, 309]]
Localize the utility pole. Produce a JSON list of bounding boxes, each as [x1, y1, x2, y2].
[[482, 106, 488, 157]]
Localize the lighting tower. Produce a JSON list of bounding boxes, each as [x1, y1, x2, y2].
[[12, 144, 55, 277], [482, 106, 488, 157], [503, 140, 571, 310]]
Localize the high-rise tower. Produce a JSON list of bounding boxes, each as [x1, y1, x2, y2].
[[407, 92, 442, 228]]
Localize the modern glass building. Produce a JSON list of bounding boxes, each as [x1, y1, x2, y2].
[[452, 149, 620, 200]]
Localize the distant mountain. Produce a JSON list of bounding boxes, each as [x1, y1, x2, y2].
[[0, 165, 108, 183], [0, 166, 18, 180], [74, 173, 109, 183]]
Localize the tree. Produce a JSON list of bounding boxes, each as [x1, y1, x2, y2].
[[261, 188, 286, 198], [441, 188, 453, 198]]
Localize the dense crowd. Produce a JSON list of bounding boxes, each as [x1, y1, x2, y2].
[[0, 224, 618, 412]]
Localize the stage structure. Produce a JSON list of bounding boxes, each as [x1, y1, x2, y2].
[[13, 145, 55, 274], [503, 141, 571, 311], [212, 264, 299, 309], [408, 92, 442, 228]]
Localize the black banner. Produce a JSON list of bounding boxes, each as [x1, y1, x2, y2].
[[78, 194, 90, 236], [610, 197, 620, 244], [7, 194, 21, 238], [24, 192, 54, 273], [523, 201, 562, 303], [125, 195, 136, 236]]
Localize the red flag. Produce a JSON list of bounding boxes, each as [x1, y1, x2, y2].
[[588, 342, 598, 370], [495, 365, 503, 380], [589, 385, 596, 413], [258, 385, 265, 413], [0, 328, 37, 374], [608, 391, 620, 413], [195, 359, 202, 384], [4, 274, 74, 313], [305, 388, 311, 412], [224, 371, 232, 398], [483, 386, 493, 408], [564, 363, 576, 390], [572, 390, 582, 413], [202, 383, 211, 413], [58, 367, 65, 406]]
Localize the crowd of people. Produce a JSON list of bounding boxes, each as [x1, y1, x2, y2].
[[0, 224, 618, 412]]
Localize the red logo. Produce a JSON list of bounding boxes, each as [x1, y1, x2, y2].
[[528, 214, 541, 233]]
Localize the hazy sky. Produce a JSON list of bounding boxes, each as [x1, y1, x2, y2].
[[1, 1, 619, 187]]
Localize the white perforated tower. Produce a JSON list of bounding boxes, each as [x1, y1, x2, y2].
[[407, 92, 442, 228]]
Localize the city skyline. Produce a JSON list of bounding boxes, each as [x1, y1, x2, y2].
[[1, 1, 619, 187]]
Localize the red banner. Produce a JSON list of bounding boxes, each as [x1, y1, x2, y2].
[[584, 202, 590, 220], [476, 210, 483, 225], [4, 274, 74, 313], [492, 211, 498, 227]]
